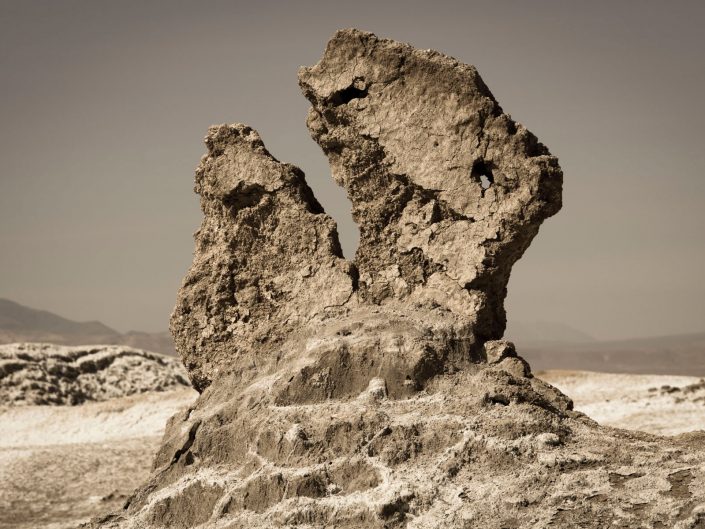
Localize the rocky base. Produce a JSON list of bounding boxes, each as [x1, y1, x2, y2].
[[90, 344, 705, 529]]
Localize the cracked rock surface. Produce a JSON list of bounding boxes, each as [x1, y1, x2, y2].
[[91, 29, 705, 529], [170, 124, 355, 391], [300, 29, 562, 340]]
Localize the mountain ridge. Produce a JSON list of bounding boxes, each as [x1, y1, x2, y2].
[[0, 298, 176, 355]]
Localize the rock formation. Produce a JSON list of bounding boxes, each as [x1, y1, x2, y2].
[[171, 29, 561, 394], [299, 30, 561, 339], [170, 124, 355, 392], [91, 29, 705, 529], [0, 343, 190, 405]]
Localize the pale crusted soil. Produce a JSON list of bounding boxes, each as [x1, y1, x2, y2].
[[0, 438, 160, 529], [0, 343, 190, 405], [0, 388, 196, 529], [539, 370, 705, 436]]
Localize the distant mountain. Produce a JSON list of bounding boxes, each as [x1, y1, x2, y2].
[[0, 298, 116, 337], [521, 332, 705, 376], [504, 320, 705, 376], [0, 298, 176, 355], [505, 320, 595, 345]]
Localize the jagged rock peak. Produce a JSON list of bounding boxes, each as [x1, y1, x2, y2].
[[300, 28, 562, 339], [172, 29, 562, 391], [171, 123, 355, 391]]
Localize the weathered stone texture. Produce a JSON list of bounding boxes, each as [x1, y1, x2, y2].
[[171, 124, 355, 391], [300, 29, 562, 339], [88, 30, 705, 529], [173, 30, 563, 392]]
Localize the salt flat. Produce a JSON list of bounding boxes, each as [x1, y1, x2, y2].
[[0, 388, 196, 529], [539, 370, 705, 435]]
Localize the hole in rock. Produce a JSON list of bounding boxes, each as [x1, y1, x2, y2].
[[471, 159, 494, 192], [327, 82, 368, 107]]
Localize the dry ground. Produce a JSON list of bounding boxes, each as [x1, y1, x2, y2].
[[539, 369, 705, 435], [0, 388, 196, 529], [1, 371, 703, 528]]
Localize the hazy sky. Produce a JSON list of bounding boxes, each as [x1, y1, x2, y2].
[[1, 0, 703, 339]]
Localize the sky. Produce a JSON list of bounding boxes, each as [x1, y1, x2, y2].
[[0, 0, 703, 339]]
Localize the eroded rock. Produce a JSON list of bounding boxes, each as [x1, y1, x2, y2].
[[0, 343, 189, 405], [173, 29, 562, 392], [300, 29, 562, 339], [170, 124, 355, 391], [89, 29, 705, 529]]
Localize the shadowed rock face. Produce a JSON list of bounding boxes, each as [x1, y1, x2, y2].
[[92, 30, 705, 529]]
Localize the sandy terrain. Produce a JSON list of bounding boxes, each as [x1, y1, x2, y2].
[[539, 370, 705, 435], [0, 388, 196, 529]]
